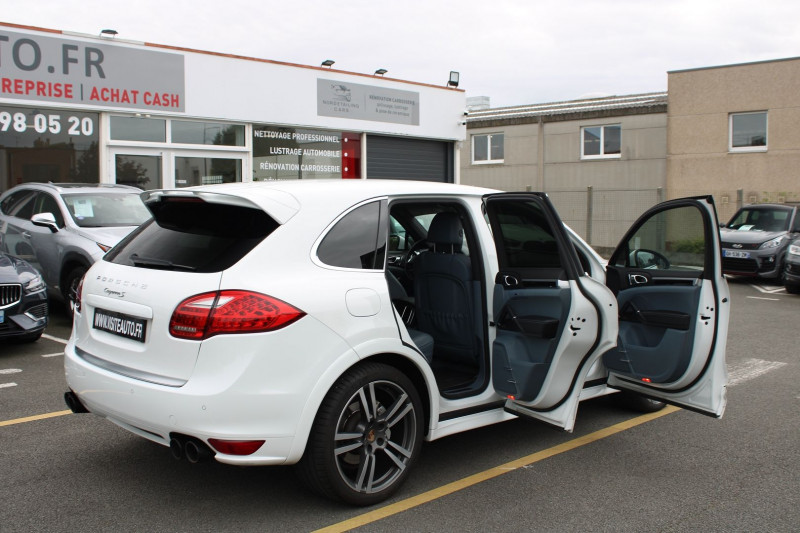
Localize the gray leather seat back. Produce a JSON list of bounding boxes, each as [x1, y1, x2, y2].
[[414, 212, 477, 366]]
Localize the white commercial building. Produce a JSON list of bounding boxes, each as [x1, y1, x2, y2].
[[0, 22, 466, 193]]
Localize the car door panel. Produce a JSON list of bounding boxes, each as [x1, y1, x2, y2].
[[604, 197, 728, 417], [484, 193, 616, 431], [491, 280, 571, 401], [605, 283, 700, 383]]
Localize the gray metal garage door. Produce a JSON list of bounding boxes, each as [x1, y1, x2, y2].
[[366, 135, 453, 182]]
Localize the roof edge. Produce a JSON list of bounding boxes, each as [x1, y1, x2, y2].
[[0, 21, 464, 94]]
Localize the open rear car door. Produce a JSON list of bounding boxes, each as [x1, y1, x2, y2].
[[484, 193, 618, 431], [603, 196, 729, 417]]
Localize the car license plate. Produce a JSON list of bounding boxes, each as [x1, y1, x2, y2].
[[723, 249, 750, 259], [93, 308, 147, 342], [0, 309, 4, 323]]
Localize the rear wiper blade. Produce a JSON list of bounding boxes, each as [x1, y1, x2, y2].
[[129, 253, 196, 272]]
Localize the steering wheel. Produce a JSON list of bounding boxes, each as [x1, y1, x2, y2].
[[401, 239, 428, 278], [629, 249, 670, 270]]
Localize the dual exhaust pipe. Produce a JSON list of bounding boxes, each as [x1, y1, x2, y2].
[[65, 390, 213, 464], [170, 435, 213, 464]]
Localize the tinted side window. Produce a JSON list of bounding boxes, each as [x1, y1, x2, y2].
[[318, 201, 387, 269], [106, 199, 278, 273], [618, 204, 705, 271], [491, 200, 562, 269], [1, 190, 36, 218]]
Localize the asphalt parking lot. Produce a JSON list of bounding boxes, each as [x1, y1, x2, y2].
[[1, 278, 797, 532]]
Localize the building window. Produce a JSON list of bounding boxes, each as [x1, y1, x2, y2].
[[472, 133, 504, 164], [171, 121, 245, 146], [252, 126, 352, 180], [0, 106, 100, 191], [581, 125, 621, 159], [730, 112, 767, 152], [110, 115, 166, 142]]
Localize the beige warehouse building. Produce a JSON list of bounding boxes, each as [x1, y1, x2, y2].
[[462, 56, 800, 253]]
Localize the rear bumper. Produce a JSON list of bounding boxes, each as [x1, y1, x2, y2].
[[64, 318, 358, 466]]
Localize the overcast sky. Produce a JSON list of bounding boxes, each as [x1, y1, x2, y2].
[[7, 0, 800, 107]]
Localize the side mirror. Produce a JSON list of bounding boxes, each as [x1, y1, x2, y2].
[[31, 212, 59, 233]]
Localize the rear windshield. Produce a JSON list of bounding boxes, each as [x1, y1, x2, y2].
[[105, 199, 278, 273]]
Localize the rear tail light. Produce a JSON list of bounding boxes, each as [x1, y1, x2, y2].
[[169, 290, 305, 340]]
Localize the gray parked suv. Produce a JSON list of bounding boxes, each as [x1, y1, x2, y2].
[[0, 183, 151, 316], [720, 203, 800, 280]]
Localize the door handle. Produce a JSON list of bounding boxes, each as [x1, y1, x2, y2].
[[628, 273, 649, 285], [22, 231, 32, 239]]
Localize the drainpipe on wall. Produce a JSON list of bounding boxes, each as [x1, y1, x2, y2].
[[360, 133, 368, 179], [538, 117, 545, 191]]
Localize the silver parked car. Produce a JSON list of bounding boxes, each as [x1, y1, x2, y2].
[[0, 183, 151, 316], [720, 203, 800, 280]]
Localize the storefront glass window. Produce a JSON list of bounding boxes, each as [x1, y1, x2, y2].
[[115, 154, 162, 190], [172, 121, 245, 146], [0, 106, 99, 191], [110, 116, 166, 142], [253, 126, 352, 180], [174, 157, 242, 187]]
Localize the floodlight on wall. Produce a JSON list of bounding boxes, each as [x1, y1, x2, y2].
[[100, 29, 118, 38], [448, 71, 460, 88], [374, 68, 388, 76], [321, 59, 335, 67]]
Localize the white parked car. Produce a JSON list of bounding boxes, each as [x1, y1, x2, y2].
[[64, 180, 729, 505]]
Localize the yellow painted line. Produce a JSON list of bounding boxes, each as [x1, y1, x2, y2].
[[315, 405, 681, 533], [0, 410, 72, 427]]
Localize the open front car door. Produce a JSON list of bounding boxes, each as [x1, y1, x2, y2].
[[603, 196, 729, 417]]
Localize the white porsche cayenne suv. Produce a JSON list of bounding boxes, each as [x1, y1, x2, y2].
[[64, 180, 729, 505]]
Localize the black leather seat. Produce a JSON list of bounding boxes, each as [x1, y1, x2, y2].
[[414, 212, 477, 367]]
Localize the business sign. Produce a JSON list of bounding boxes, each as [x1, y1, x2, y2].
[[317, 78, 419, 126], [0, 29, 185, 111], [253, 126, 344, 180]]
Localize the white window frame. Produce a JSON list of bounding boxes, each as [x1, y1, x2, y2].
[[729, 111, 767, 153], [581, 124, 621, 160], [471, 133, 504, 164]]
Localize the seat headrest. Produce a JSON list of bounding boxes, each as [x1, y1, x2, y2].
[[427, 212, 463, 252]]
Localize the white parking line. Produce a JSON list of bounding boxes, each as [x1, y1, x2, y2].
[[0, 369, 22, 375], [752, 284, 786, 294], [41, 352, 64, 358], [41, 333, 69, 345], [0, 383, 17, 389], [727, 358, 788, 386], [746, 296, 780, 301]]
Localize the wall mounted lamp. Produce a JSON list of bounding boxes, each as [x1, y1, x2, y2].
[[448, 71, 460, 88]]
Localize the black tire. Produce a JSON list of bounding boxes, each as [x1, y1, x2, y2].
[[296, 362, 423, 506], [613, 390, 667, 413], [63, 265, 88, 321], [785, 282, 800, 294]]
